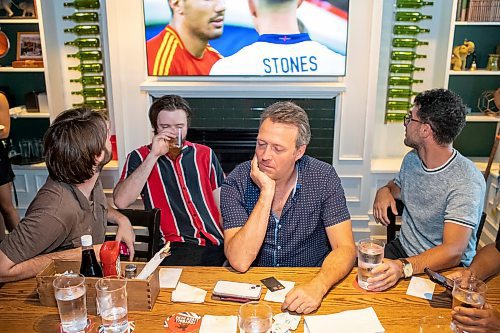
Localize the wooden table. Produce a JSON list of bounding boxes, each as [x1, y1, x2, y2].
[[0, 267, 498, 332]]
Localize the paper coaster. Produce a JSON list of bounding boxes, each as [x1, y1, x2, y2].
[[164, 312, 202, 332], [59, 318, 94, 333]]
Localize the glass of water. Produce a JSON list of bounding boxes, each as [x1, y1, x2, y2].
[[419, 315, 454, 333], [238, 301, 272, 333], [53, 273, 88, 333], [357, 238, 385, 290], [95, 276, 128, 333]]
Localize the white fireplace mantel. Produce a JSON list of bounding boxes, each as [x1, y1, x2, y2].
[[140, 79, 346, 99]]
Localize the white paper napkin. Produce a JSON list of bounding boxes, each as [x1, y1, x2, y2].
[[171, 282, 207, 303], [304, 307, 385, 333], [272, 312, 301, 333], [406, 276, 436, 300], [199, 315, 237, 333], [159, 268, 182, 289], [264, 280, 295, 303]]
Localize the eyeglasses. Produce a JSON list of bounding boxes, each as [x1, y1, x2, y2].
[[404, 113, 426, 126]]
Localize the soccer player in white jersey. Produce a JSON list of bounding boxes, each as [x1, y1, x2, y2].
[[209, 0, 345, 76]]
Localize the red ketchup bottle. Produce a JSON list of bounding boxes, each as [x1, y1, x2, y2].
[[99, 241, 121, 277]]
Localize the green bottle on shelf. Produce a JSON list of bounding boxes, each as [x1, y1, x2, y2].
[[396, 0, 434, 8], [68, 63, 103, 73], [72, 88, 105, 98], [387, 101, 413, 111], [64, 38, 100, 48], [70, 75, 104, 86], [387, 88, 418, 98], [389, 76, 424, 86], [395, 12, 432, 22], [62, 12, 99, 23], [73, 100, 107, 109], [64, 25, 100, 36], [393, 25, 430, 35], [385, 112, 407, 122], [63, 0, 100, 9], [391, 51, 427, 61], [392, 38, 429, 48], [389, 64, 425, 73], [67, 50, 102, 61]]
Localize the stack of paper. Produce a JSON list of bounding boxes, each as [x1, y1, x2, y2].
[[171, 282, 207, 303]]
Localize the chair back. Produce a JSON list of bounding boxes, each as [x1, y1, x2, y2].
[[386, 199, 405, 243], [106, 208, 161, 261], [475, 212, 487, 249]]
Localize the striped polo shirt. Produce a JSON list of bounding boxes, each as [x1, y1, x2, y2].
[[120, 141, 225, 246], [146, 25, 222, 76]]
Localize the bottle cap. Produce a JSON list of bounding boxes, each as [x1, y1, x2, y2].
[[81, 234, 93, 247]]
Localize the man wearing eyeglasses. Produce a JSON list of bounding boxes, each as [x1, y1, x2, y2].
[[370, 88, 486, 292]]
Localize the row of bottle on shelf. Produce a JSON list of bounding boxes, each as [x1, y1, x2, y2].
[[63, 1, 107, 109], [385, 0, 434, 121]]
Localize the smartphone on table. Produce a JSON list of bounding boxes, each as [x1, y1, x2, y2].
[[424, 267, 454, 291]]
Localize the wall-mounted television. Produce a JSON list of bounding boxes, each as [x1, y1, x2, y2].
[[143, 0, 349, 77]]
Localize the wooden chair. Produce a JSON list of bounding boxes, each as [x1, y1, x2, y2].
[[386, 199, 405, 243], [386, 201, 487, 249], [106, 208, 161, 261]]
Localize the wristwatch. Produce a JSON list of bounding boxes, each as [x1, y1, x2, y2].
[[399, 258, 413, 278]]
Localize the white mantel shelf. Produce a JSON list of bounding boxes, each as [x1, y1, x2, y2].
[[140, 80, 346, 99]]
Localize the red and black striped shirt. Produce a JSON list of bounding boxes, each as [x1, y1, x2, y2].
[[120, 141, 225, 246]]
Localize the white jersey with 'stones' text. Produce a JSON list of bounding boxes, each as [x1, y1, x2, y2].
[[210, 33, 345, 76]]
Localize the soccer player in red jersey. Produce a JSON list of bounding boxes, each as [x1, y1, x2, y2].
[[146, 0, 225, 76]]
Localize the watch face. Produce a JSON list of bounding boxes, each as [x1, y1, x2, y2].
[[403, 263, 413, 277]]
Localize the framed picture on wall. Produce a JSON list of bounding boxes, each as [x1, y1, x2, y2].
[[16, 32, 42, 60]]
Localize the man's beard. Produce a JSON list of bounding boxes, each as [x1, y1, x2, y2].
[[96, 148, 112, 173]]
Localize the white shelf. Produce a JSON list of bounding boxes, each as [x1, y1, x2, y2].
[[466, 114, 500, 122], [0, 67, 44, 72], [0, 18, 38, 24], [10, 112, 49, 119], [455, 21, 500, 26], [449, 70, 500, 76]]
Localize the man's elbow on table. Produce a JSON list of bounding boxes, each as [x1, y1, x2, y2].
[[0, 250, 18, 283]]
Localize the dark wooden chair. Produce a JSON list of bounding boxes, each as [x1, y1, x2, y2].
[[386, 200, 487, 249], [106, 208, 161, 261], [386, 199, 405, 243]]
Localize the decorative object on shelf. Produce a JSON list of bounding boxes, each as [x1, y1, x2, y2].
[[458, 0, 500, 22], [395, 0, 434, 9], [450, 40, 475, 71], [64, 37, 100, 48], [0, 29, 10, 60], [16, 31, 42, 62], [0, 0, 36, 18], [63, 11, 99, 22], [69, 75, 104, 85], [64, 25, 100, 36], [393, 25, 430, 35], [12, 59, 42, 67], [395, 11, 432, 22], [63, 0, 100, 10], [478, 90, 500, 116], [486, 54, 499, 71]]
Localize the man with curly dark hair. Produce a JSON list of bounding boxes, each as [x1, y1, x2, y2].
[[370, 88, 486, 291]]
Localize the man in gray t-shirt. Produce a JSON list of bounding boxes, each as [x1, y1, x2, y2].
[[370, 88, 486, 292]]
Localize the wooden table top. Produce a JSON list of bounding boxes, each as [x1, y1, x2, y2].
[[0, 266, 498, 333]]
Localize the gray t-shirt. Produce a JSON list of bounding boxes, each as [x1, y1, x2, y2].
[[395, 149, 485, 266]]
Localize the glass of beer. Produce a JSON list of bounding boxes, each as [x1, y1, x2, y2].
[[168, 127, 183, 159], [452, 276, 487, 309], [95, 276, 128, 333], [357, 238, 385, 290], [53, 273, 88, 333], [238, 301, 272, 333]]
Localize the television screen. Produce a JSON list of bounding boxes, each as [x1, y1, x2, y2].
[[143, 0, 349, 77]]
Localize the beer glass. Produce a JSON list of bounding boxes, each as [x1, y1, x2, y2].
[[168, 127, 183, 158], [238, 301, 272, 333], [452, 277, 487, 309], [95, 276, 128, 333], [357, 238, 385, 290], [53, 273, 88, 333]]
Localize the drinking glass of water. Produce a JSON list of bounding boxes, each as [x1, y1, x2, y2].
[[419, 315, 454, 333], [357, 238, 385, 290], [238, 301, 272, 333], [53, 273, 88, 333], [95, 276, 128, 333]]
